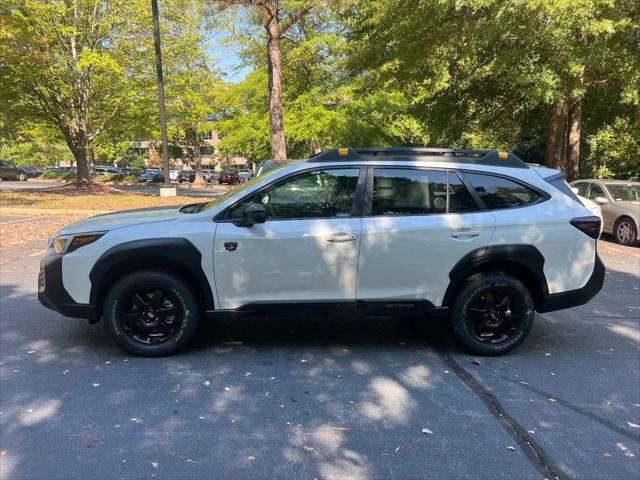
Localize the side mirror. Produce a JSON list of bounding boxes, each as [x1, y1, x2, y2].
[[594, 196, 608, 205], [235, 202, 266, 227], [571, 187, 579, 194]]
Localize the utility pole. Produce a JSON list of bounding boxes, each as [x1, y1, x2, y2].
[[151, 0, 171, 187]]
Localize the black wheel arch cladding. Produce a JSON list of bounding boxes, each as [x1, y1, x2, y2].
[[89, 237, 215, 316], [442, 245, 549, 310]]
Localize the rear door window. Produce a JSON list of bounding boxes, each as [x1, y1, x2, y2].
[[447, 172, 480, 213], [465, 173, 541, 210], [371, 169, 448, 215]]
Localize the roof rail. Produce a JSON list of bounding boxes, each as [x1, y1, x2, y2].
[[308, 147, 528, 169]]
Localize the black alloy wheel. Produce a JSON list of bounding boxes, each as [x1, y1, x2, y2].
[[449, 273, 535, 355], [104, 270, 200, 356], [119, 288, 182, 345], [464, 286, 523, 344]]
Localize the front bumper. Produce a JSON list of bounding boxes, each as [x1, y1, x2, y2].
[[38, 253, 96, 320], [539, 252, 605, 313]]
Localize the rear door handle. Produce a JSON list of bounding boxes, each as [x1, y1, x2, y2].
[[450, 230, 481, 239], [325, 233, 356, 243]]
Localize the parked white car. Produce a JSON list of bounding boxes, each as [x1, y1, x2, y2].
[[39, 148, 604, 357], [571, 179, 639, 245]]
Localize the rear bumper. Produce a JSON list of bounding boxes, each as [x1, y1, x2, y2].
[[38, 253, 96, 320], [539, 252, 605, 313]]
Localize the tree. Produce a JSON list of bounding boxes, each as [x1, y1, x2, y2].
[[212, 5, 425, 162], [215, 1, 318, 160], [0, 121, 74, 168], [212, 71, 271, 161], [344, 0, 639, 180], [0, 0, 152, 182], [164, 0, 221, 185]]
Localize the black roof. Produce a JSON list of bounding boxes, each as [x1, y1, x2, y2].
[[308, 147, 528, 169]]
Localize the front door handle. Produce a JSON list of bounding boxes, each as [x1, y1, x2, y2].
[[450, 230, 481, 239], [325, 233, 356, 243]]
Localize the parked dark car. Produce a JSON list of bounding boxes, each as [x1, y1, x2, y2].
[[0, 160, 27, 181], [137, 171, 164, 183], [218, 171, 241, 185], [43, 167, 75, 177], [177, 170, 195, 183], [95, 166, 123, 175], [120, 167, 140, 175], [22, 166, 43, 178]]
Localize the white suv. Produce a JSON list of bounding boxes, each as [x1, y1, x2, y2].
[[38, 148, 604, 357]]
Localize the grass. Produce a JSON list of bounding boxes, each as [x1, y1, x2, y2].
[[0, 191, 207, 212]]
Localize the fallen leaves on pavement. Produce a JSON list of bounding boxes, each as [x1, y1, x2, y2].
[[1, 214, 84, 249]]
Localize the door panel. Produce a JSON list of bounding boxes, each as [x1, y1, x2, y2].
[[213, 167, 364, 310], [356, 168, 495, 306], [357, 212, 495, 305], [588, 183, 614, 232], [214, 219, 361, 309]]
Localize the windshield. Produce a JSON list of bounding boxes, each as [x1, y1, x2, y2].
[[197, 165, 287, 212], [606, 184, 640, 202]]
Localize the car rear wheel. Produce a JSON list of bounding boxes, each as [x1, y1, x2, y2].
[[614, 217, 637, 246], [103, 270, 200, 357], [449, 273, 534, 356]]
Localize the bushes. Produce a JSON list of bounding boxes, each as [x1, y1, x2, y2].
[[41, 172, 63, 179], [98, 173, 122, 182], [42, 171, 140, 182], [41, 171, 77, 180], [585, 118, 640, 181], [98, 173, 139, 182]]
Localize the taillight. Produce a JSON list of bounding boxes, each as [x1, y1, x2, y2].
[[570, 216, 601, 239]]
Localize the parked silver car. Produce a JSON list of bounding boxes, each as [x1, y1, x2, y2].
[[570, 179, 640, 245]]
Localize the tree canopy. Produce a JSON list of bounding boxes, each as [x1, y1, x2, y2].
[[1, 0, 637, 180]]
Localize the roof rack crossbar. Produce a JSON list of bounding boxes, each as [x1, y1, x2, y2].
[[307, 147, 528, 169]]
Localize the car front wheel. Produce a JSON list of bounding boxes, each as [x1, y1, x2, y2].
[[449, 273, 534, 356], [103, 270, 200, 356], [18, 172, 27, 181], [614, 217, 637, 246]]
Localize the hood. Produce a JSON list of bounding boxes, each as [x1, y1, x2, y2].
[[58, 205, 183, 235]]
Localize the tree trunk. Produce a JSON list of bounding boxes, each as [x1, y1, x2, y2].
[[566, 96, 582, 182], [193, 140, 205, 186], [88, 142, 96, 178], [75, 146, 90, 182], [266, 18, 287, 160], [310, 140, 321, 156], [565, 68, 584, 182], [544, 100, 568, 172]]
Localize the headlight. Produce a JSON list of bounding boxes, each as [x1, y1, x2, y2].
[[49, 233, 105, 254]]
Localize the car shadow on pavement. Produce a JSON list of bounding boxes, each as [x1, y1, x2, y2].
[[1, 261, 639, 480]]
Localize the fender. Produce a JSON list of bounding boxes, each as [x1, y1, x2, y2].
[[442, 245, 549, 309], [89, 238, 215, 314]]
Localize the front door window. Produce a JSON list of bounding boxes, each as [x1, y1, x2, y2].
[[229, 169, 360, 220]]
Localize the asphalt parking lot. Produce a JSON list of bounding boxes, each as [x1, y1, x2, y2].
[[0, 236, 638, 480]]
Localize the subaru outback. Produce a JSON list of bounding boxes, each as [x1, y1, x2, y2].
[[38, 148, 604, 357]]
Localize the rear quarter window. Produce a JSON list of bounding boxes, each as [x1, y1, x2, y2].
[[548, 177, 581, 203], [465, 173, 542, 210]]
